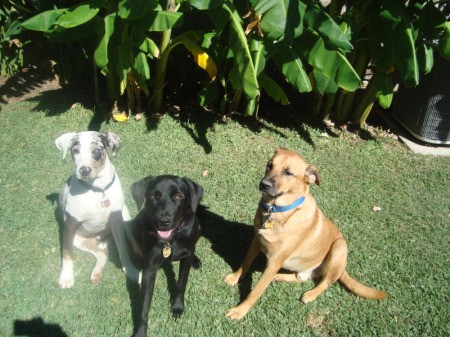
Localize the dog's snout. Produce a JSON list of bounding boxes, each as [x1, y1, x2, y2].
[[79, 166, 92, 177], [159, 217, 171, 228], [259, 179, 272, 191]]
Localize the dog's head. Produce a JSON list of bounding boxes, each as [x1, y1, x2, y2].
[[259, 148, 320, 200], [55, 131, 122, 180], [131, 175, 204, 240]]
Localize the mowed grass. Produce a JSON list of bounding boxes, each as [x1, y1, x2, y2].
[[0, 88, 449, 337]]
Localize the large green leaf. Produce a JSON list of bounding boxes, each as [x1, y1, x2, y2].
[[313, 68, 338, 95], [373, 72, 393, 109], [258, 73, 289, 105], [134, 10, 183, 32], [417, 42, 434, 74], [439, 22, 450, 60], [251, 0, 305, 42], [380, 0, 418, 88], [55, 0, 104, 29], [294, 30, 360, 91], [137, 35, 160, 58], [134, 52, 150, 94], [188, 0, 224, 10], [272, 46, 311, 92], [117, 0, 157, 20], [49, 20, 98, 42], [94, 13, 115, 69], [222, 2, 259, 99], [115, 41, 132, 95], [21, 9, 65, 32], [303, 2, 352, 52]]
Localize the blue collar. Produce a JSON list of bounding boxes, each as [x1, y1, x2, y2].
[[261, 196, 305, 213]]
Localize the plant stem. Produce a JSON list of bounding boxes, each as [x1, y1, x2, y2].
[[151, 0, 176, 113]]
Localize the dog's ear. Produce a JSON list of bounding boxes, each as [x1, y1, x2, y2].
[[55, 132, 77, 159], [100, 132, 122, 157], [305, 165, 320, 186], [131, 176, 153, 210], [183, 178, 204, 212]]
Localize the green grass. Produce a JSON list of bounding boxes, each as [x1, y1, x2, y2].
[[1, 89, 449, 337]]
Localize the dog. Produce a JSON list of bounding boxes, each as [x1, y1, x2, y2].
[[55, 131, 139, 288], [128, 175, 203, 337], [223, 148, 387, 320]]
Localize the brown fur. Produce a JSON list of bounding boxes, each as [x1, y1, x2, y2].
[[223, 148, 387, 320]]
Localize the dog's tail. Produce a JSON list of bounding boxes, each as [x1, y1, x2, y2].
[[339, 270, 388, 300]]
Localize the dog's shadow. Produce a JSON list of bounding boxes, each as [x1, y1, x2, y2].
[[198, 206, 266, 302]]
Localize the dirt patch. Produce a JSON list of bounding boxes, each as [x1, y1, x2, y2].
[[0, 66, 60, 104]]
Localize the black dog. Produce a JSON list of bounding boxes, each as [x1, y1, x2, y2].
[[128, 175, 203, 337]]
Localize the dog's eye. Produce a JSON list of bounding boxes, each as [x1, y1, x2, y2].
[[284, 169, 294, 176], [174, 194, 184, 200], [72, 147, 80, 154], [266, 161, 273, 170], [92, 148, 103, 160], [148, 193, 158, 200]]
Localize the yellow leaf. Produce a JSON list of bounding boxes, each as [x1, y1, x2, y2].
[[112, 113, 129, 122], [184, 42, 217, 80]]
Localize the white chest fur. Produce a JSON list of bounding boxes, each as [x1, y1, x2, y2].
[[63, 175, 124, 234]]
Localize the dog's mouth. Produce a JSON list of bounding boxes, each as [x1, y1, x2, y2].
[[157, 229, 173, 239]]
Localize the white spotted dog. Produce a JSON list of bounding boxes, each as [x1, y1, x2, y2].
[[55, 131, 139, 288]]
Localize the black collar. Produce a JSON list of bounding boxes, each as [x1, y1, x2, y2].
[[78, 173, 116, 193]]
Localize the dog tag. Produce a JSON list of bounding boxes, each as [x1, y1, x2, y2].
[[101, 195, 111, 208], [264, 219, 274, 229], [162, 243, 172, 258]]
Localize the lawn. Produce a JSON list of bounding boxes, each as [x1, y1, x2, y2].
[[0, 84, 449, 337]]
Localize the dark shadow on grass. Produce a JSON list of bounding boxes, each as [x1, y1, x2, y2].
[[0, 67, 54, 105], [13, 317, 68, 337], [198, 205, 266, 302]]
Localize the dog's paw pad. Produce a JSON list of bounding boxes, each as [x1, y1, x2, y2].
[[90, 271, 103, 284]]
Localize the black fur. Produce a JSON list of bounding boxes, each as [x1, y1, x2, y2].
[[128, 175, 203, 337]]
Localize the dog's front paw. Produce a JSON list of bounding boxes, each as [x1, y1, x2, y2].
[[59, 272, 74, 289], [225, 304, 249, 320], [223, 273, 240, 286], [171, 296, 185, 318], [171, 305, 185, 319], [132, 326, 147, 337], [301, 290, 317, 303]]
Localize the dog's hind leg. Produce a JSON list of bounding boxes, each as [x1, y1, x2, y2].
[[301, 238, 347, 303], [73, 234, 108, 284]]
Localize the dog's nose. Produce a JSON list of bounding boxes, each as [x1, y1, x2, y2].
[[79, 166, 92, 177], [159, 218, 171, 228], [259, 179, 272, 191]]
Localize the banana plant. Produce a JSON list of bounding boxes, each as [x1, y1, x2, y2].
[[328, 0, 450, 127], [191, 0, 360, 117], [21, 0, 219, 117]]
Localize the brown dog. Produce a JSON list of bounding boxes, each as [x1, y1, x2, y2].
[[223, 148, 387, 320]]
